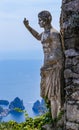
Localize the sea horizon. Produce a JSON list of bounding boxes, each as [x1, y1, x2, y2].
[[0, 59, 43, 122]]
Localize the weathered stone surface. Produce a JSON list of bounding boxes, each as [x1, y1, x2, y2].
[[65, 85, 79, 95], [60, 0, 79, 129], [62, 0, 76, 4], [42, 124, 53, 130], [64, 69, 72, 78], [64, 37, 79, 50], [67, 100, 75, 105], [67, 104, 79, 122], [64, 27, 79, 39], [42, 124, 63, 130], [64, 69, 79, 78], [62, 0, 79, 12], [64, 85, 75, 97], [65, 78, 73, 86], [65, 58, 72, 68], [65, 49, 79, 57], [71, 91, 79, 100], [63, 15, 79, 31], [73, 79, 79, 85], [72, 56, 79, 65], [72, 63, 79, 73], [64, 85, 74, 90], [66, 122, 79, 130]]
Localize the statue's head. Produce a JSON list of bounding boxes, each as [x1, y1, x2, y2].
[[38, 10, 52, 27]]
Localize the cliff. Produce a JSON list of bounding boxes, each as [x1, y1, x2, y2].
[[60, 0, 79, 129]]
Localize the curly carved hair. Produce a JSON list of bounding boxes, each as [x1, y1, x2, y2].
[[38, 10, 52, 24]]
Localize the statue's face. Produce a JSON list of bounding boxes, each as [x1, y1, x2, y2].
[[38, 17, 46, 28]]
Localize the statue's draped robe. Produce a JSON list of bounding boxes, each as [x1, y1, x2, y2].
[[40, 28, 64, 118]]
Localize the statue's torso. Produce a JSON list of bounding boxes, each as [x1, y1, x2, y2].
[[41, 28, 63, 65]]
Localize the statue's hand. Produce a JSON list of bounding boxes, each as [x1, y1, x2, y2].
[[23, 18, 29, 27]]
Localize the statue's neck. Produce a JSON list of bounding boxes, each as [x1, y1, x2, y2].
[[44, 24, 52, 32]]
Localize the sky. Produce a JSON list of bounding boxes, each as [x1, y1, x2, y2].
[[0, 0, 62, 60]]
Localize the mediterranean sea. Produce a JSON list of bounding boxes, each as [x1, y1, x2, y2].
[[0, 59, 42, 122]]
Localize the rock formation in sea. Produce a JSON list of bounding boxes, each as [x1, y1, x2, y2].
[[9, 97, 25, 113], [32, 99, 48, 115], [0, 100, 9, 106]]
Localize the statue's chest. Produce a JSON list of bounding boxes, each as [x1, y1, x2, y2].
[[41, 32, 52, 53], [41, 31, 51, 44]]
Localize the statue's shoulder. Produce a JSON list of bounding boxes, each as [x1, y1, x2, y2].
[[50, 27, 60, 39], [50, 27, 59, 35]]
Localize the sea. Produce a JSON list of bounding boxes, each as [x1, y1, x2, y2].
[[0, 59, 43, 122]]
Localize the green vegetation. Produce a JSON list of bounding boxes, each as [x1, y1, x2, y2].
[[0, 99, 64, 130], [14, 108, 24, 113], [0, 111, 52, 130], [0, 109, 64, 130]]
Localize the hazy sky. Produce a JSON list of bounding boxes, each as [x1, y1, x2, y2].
[[0, 0, 62, 60]]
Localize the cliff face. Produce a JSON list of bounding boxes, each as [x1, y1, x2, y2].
[[60, 0, 79, 129]]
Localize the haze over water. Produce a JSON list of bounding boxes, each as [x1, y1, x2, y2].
[[0, 59, 42, 122]]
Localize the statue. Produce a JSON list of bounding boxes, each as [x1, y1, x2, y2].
[[23, 10, 64, 119]]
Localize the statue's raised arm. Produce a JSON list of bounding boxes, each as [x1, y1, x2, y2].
[[23, 18, 41, 40]]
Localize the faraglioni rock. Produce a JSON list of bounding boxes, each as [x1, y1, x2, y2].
[[32, 100, 40, 113], [0, 100, 9, 105], [32, 99, 48, 115], [9, 97, 25, 112]]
